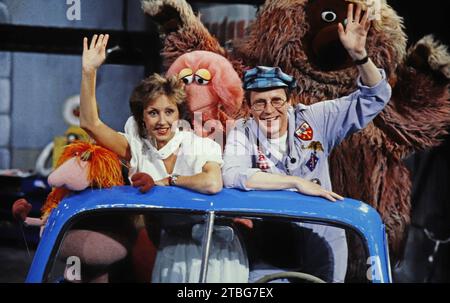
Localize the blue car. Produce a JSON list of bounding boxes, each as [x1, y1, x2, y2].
[[26, 186, 392, 283]]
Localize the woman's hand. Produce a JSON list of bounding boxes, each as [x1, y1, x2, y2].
[[295, 179, 344, 202], [155, 177, 170, 187], [82, 34, 109, 73], [338, 3, 371, 60]]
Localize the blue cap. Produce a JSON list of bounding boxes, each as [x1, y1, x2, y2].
[[243, 66, 297, 90]]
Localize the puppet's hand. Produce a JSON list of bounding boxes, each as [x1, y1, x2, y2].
[[12, 199, 32, 222], [82, 34, 109, 73], [233, 218, 253, 229], [131, 172, 155, 193], [338, 3, 371, 60]]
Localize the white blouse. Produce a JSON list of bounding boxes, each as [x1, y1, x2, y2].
[[120, 117, 224, 181]]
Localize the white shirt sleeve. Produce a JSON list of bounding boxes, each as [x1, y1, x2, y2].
[[193, 137, 224, 170]]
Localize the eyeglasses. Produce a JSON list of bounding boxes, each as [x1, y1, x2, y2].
[[251, 98, 287, 111]]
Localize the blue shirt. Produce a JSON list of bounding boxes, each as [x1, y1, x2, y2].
[[223, 69, 392, 191]]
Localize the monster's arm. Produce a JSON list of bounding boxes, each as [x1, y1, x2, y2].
[[142, 0, 229, 69], [375, 36, 450, 157]]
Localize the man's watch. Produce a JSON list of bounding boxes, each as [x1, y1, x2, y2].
[[354, 55, 369, 65], [168, 174, 179, 186]]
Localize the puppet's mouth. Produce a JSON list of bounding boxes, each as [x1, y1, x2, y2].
[[309, 25, 353, 71]]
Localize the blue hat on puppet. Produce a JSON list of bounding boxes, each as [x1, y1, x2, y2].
[[243, 66, 297, 90]]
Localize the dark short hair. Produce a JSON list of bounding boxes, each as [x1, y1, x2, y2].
[[129, 74, 187, 138]]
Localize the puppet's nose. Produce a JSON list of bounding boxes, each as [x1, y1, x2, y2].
[[48, 157, 90, 191]]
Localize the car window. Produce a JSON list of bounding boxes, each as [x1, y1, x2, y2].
[[44, 211, 371, 283], [209, 215, 371, 283], [44, 211, 207, 283]]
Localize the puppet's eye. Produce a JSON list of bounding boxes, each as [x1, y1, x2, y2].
[[179, 68, 194, 84], [195, 69, 212, 81], [181, 74, 194, 85], [179, 68, 193, 78], [321, 11, 337, 22], [66, 133, 79, 142], [194, 69, 211, 85], [194, 75, 210, 85]]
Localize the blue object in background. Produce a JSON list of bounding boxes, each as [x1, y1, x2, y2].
[[0, 174, 51, 245]]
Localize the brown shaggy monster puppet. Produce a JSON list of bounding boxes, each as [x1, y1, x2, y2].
[[142, 0, 450, 259]]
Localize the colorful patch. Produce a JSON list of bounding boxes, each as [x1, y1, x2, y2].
[[306, 152, 319, 172], [256, 148, 270, 171], [306, 141, 324, 152], [295, 122, 313, 141]]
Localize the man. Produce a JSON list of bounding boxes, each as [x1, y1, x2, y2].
[[222, 4, 392, 282]]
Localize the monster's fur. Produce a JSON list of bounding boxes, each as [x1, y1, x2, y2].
[[142, 0, 450, 258]]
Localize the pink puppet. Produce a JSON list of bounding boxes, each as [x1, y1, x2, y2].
[[166, 50, 244, 138]]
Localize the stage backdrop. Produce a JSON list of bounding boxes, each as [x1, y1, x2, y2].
[[0, 0, 148, 170]]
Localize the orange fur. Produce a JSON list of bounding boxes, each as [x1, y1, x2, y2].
[[41, 142, 124, 219]]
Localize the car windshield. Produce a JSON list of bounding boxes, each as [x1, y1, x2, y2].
[[44, 210, 371, 283]]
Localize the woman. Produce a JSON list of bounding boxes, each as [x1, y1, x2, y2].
[[79, 34, 248, 282], [80, 34, 222, 194]]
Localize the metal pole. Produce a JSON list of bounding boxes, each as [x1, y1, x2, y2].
[[199, 211, 215, 283]]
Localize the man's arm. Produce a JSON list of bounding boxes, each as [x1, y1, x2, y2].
[[305, 69, 391, 152], [306, 4, 391, 151], [245, 172, 343, 202], [222, 125, 261, 190], [222, 126, 343, 202]]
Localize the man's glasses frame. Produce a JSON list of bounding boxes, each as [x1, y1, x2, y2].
[[251, 97, 288, 111]]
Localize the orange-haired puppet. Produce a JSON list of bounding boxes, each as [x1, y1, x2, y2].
[[12, 141, 126, 235], [12, 141, 156, 282], [166, 50, 244, 139]]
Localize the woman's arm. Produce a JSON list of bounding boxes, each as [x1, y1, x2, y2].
[[245, 172, 344, 202], [338, 3, 382, 86], [80, 34, 131, 161], [158, 162, 223, 195]]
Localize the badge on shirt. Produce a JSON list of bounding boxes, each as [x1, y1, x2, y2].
[[306, 152, 319, 172], [306, 141, 324, 152], [257, 148, 270, 171], [295, 122, 313, 141]]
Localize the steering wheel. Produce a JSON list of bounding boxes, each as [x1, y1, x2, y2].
[[253, 271, 326, 283]]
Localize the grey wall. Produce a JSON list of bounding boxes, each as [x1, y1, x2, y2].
[[0, 2, 11, 169], [0, 0, 149, 169], [1, 0, 147, 30]]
